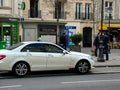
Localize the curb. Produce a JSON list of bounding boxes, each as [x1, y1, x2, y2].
[[91, 71, 120, 74], [94, 65, 120, 68]]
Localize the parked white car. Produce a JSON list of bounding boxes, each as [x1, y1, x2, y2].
[[0, 42, 94, 77]]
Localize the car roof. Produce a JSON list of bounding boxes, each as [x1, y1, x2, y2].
[[22, 41, 56, 45]]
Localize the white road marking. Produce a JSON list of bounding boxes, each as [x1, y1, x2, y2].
[[61, 79, 120, 84], [0, 85, 22, 89]]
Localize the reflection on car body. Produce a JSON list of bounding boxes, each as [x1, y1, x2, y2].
[[0, 41, 94, 77]]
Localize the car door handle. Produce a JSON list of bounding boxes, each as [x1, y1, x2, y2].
[[27, 53, 32, 56]]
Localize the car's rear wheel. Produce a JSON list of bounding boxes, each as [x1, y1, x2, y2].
[[13, 62, 30, 77], [75, 60, 90, 74]]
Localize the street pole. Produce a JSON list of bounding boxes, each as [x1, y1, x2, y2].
[[108, 6, 112, 33], [97, 0, 105, 62], [108, 14, 110, 32], [56, 0, 60, 44], [101, 0, 104, 32]]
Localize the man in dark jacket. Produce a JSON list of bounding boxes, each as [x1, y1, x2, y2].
[[93, 32, 101, 57], [103, 32, 110, 60], [60, 32, 67, 49]]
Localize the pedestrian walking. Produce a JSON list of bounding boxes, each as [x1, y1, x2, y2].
[[60, 32, 67, 49]]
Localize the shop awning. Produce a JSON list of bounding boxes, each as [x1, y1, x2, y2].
[[98, 22, 107, 30], [98, 22, 120, 30], [109, 24, 120, 28]]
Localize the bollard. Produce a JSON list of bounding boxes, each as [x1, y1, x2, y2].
[[97, 40, 105, 62]]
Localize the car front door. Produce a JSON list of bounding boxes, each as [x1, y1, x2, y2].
[[45, 44, 71, 70]]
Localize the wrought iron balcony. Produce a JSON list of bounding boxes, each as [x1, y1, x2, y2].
[[75, 12, 94, 20], [53, 11, 66, 19]]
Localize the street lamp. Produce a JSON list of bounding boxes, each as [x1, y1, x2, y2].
[[48, 0, 60, 44], [56, 0, 60, 44], [108, 6, 112, 32], [100, 0, 104, 32], [97, 0, 105, 62]]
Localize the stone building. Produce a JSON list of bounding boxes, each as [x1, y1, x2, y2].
[[94, 0, 120, 48], [22, 0, 94, 47], [0, 0, 119, 48], [0, 0, 22, 48]]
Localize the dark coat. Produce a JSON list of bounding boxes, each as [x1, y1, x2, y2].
[[93, 36, 99, 47], [103, 34, 109, 46]]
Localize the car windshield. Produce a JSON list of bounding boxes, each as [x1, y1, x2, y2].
[[6, 42, 24, 50]]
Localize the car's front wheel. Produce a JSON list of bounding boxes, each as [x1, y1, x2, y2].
[[75, 60, 90, 74], [12, 62, 30, 77]]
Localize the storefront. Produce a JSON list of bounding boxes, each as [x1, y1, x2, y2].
[[98, 23, 120, 49], [109, 24, 120, 48], [0, 21, 19, 49], [23, 21, 66, 44]]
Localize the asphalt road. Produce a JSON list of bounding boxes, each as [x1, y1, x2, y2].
[[1, 72, 120, 90], [1, 66, 120, 78]]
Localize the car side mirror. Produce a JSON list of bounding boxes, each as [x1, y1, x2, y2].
[[63, 50, 68, 55]]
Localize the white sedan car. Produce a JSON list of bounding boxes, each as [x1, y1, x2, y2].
[[0, 42, 94, 77]]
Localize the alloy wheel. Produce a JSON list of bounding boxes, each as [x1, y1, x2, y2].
[[76, 60, 90, 74], [13, 62, 29, 77]]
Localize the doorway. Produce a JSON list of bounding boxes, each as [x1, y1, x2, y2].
[[83, 27, 92, 47]]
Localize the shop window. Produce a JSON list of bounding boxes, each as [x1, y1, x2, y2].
[[54, 1, 65, 19], [3, 27, 11, 36]]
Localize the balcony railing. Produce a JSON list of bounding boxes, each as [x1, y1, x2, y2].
[[75, 12, 94, 20], [53, 11, 66, 19], [28, 9, 41, 18]]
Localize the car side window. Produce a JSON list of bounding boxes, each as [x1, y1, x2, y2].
[[45, 44, 63, 53], [21, 43, 45, 52]]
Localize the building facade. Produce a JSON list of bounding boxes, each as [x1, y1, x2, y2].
[[1, 0, 119, 49], [22, 0, 94, 47], [0, 0, 23, 48], [94, 0, 120, 48]]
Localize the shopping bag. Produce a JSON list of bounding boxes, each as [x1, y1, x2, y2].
[[91, 46, 96, 56], [91, 46, 96, 52]]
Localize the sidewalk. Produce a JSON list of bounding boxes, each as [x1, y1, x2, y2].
[[81, 48, 120, 67]]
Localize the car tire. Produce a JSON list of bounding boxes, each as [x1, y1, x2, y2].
[[12, 62, 30, 77], [75, 60, 90, 74]]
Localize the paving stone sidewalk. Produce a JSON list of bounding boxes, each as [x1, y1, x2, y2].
[[81, 48, 120, 67]]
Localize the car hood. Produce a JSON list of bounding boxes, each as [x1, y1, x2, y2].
[[69, 51, 90, 57]]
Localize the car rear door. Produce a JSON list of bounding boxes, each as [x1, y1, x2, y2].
[[21, 43, 47, 71]]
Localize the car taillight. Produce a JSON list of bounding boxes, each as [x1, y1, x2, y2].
[[0, 55, 6, 60]]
